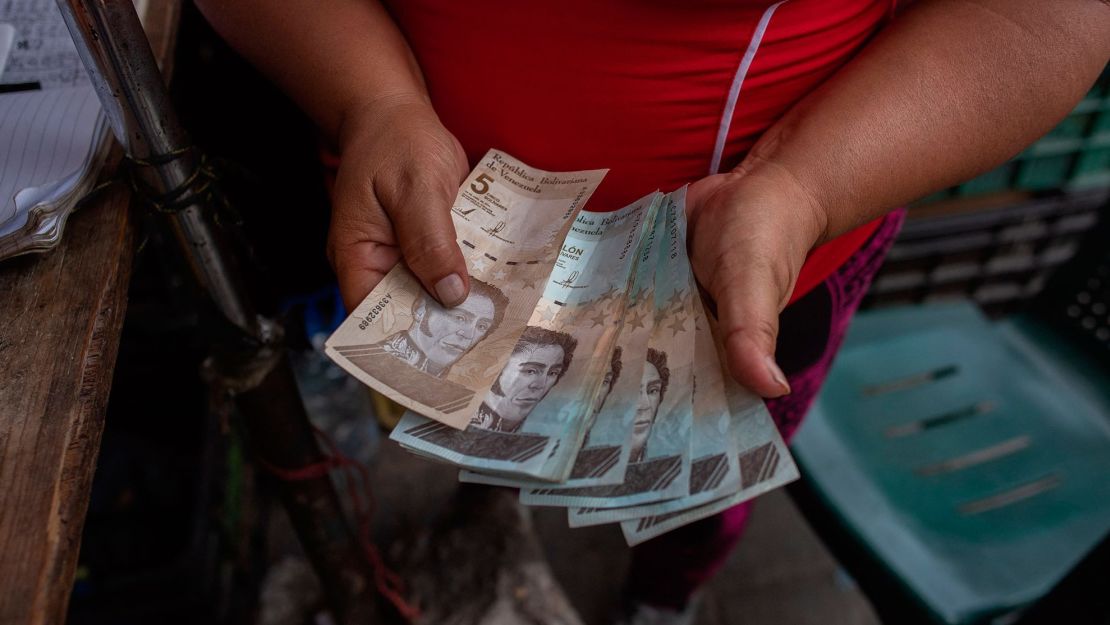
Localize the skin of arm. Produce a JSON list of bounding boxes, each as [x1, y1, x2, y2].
[[687, 0, 1110, 397], [194, 0, 422, 146], [194, 0, 476, 311]]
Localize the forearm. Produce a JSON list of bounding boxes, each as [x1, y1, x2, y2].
[[194, 0, 427, 147], [741, 0, 1110, 245]]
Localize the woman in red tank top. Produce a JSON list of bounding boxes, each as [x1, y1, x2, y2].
[[197, 0, 1108, 620], [384, 0, 890, 302]]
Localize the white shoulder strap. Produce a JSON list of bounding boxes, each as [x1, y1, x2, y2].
[[709, 1, 790, 175]]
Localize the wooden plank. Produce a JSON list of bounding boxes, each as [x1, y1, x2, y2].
[[0, 2, 180, 623], [0, 186, 133, 624]]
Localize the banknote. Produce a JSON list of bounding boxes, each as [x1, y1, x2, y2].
[[326, 150, 607, 429], [619, 318, 799, 546], [522, 188, 697, 511], [390, 193, 660, 481], [459, 193, 665, 488], [556, 295, 739, 526]]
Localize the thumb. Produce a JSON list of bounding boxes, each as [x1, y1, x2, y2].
[[383, 166, 471, 308], [712, 251, 794, 398], [331, 241, 400, 313]]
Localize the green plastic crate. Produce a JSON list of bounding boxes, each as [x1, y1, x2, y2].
[[957, 162, 1015, 197], [1089, 109, 1110, 143], [1015, 153, 1075, 190], [1069, 146, 1110, 189], [793, 303, 1110, 625], [1026, 113, 1093, 156]]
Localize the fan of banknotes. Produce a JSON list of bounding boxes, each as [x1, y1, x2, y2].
[[325, 150, 798, 545]]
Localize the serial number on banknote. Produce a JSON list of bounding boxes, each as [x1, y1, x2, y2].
[[359, 293, 394, 330]]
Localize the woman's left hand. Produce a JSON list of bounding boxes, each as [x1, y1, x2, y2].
[[686, 164, 829, 399]]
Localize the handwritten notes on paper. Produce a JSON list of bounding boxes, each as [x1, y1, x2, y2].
[[0, 0, 111, 258]]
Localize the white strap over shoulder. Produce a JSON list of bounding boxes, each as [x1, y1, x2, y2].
[[708, 0, 790, 175]]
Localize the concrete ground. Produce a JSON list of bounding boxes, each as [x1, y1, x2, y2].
[[534, 487, 880, 625], [363, 433, 880, 625], [290, 355, 882, 625]]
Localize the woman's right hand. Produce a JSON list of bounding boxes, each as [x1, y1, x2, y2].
[[328, 96, 472, 312]]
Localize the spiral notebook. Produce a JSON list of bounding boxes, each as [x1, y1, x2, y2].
[[0, 0, 147, 261]]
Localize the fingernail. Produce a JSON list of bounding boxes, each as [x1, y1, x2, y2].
[[765, 355, 791, 395], [434, 273, 466, 306]]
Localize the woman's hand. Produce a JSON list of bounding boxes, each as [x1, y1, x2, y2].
[[328, 97, 472, 312], [194, 0, 471, 312], [686, 163, 828, 399], [686, 1, 1108, 400]]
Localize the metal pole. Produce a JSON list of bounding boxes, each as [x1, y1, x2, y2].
[[57, 0, 256, 333], [54, 2, 378, 622]]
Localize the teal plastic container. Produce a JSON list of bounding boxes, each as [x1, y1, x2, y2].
[[957, 163, 1014, 197], [1014, 153, 1075, 191], [1089, 109, 1110, 142], [1071, 146, 1110, 189], [793, 303, 1110, 625]]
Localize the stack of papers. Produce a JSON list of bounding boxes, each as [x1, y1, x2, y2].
[[0, 0, 145, 261], [0, 24, 14, 75], [0, 86, 111, 259]]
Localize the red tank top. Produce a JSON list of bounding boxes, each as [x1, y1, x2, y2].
[[382, 0, 892, 303]]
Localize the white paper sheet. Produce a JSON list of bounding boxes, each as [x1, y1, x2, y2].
[[0, 0, 150, 258], [0, 0, 88, 89], [0, 86, 102, 227], [0, 23, 15, 80]]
